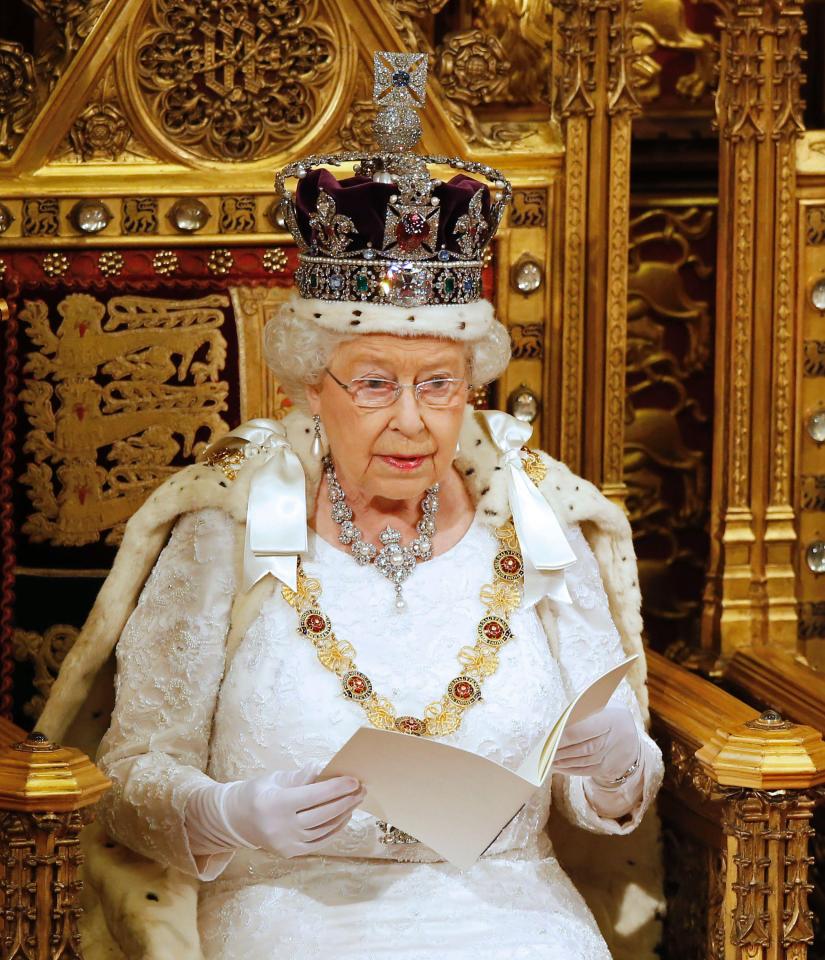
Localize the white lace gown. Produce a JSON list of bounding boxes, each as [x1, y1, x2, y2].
[[95, 505, 664, 960]]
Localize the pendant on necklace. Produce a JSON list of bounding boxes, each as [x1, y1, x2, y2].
[[375, 527, 417, 611]]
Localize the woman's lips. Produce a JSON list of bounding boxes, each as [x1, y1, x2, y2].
[[379, 455, 427, 471]]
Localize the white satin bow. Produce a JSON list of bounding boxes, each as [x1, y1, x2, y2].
[[477, 410, 577, 608], [203, 419, 307, 592]]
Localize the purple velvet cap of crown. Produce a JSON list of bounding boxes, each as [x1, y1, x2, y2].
[[295, 169, 491, 257]]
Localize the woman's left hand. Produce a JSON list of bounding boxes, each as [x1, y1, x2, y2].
[[550, 705, 641, 783]]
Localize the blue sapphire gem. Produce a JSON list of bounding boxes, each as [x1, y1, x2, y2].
[[392, 70, 411, 87], [437, 249, 450, 262], [463, 277, 475, 293], [329, 275, 343, 290], [364, 248, 376, 260]]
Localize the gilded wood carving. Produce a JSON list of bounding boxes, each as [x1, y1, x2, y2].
[[633, 0, 716, 104], [0, 40, 37, 159], [18, 293, 230, 546], [0, 808, 90, 958], [58, 65, 152, 163], [132, 0, 337, 162], [556, 0, 641, 497], [702, 0, 806, 654], [0, 0, 109, 158], [651, 664, 825, 960], [385, 0, 554, 148], [625, 204, 715, 654]]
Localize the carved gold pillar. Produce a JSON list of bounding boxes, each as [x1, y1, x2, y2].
[[0, 731, 111, 960], [556, 0, 641, 503], [703, 0, 806, 654], [650, 651, 825, 960], [696, 711, 825, 960]]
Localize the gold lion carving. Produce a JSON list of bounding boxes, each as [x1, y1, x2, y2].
[[19, 294, 232, 547], [633, 0, 716, 103]]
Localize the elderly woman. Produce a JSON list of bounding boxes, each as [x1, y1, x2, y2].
[[37, 52, 663, 960]]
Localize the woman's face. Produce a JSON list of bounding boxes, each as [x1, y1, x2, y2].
[[306, 334, 470, 502]]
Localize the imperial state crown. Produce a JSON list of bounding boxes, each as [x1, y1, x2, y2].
[[275, 51, 512, 311]]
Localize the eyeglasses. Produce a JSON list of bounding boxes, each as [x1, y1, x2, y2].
[[325, 368, 470, 408]]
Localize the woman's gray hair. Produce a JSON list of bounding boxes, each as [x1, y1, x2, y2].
[[264, 307, 512, 412]]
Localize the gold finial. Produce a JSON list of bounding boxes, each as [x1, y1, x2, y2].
[[697, 711, 825, 790], [0, 730, 111, 812]]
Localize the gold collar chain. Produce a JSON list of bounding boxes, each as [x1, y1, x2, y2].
[[282, 518, 524, 738]]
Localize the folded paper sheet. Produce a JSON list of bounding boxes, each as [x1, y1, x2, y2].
[[318, 654, 639, 870]]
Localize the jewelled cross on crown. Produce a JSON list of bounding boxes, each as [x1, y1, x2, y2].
[[373, 51, 428, 109], [372, 51, 428, 154]]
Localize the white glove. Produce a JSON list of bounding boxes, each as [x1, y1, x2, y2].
[[550, 705, 641, 786], [185, 760, 366, 860]]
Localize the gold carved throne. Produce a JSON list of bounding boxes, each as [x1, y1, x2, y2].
[[1, 1, 825, 958]]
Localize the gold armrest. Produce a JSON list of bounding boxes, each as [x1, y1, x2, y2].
[[647, 648, 758, 750], [647, 649, 825, 960], [0, 730, 111, 960]]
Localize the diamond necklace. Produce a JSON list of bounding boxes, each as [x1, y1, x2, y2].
[[322, 454, 439, 611]]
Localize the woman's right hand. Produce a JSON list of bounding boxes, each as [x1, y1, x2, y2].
[[223, 762, 366, 857], [186, 761, 366, 860]]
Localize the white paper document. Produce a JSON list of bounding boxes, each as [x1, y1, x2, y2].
[[317, 654, 639, 870]]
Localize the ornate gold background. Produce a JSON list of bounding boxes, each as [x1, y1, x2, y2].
[[2, 2, 825, 959]]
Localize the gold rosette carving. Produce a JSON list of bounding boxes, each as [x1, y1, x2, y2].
[[132, 0, 339, 162]]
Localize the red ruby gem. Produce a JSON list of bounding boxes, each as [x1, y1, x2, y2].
[[485, 622, 503, 639], [350, 677, 366, 694], [455, 682, 472, 699], [307, 615, 325, 632], [502, 555, 520, 573]]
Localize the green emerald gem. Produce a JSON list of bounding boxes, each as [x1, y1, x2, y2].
[[444, 275, 455, 294], [309, 273, 319, 289], [356, 274, 369, 292]]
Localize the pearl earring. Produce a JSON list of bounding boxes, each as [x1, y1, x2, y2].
[[311, 414, 323, 458]]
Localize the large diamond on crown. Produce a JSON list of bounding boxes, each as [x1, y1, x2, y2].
[[380, 262, 433, 307]]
